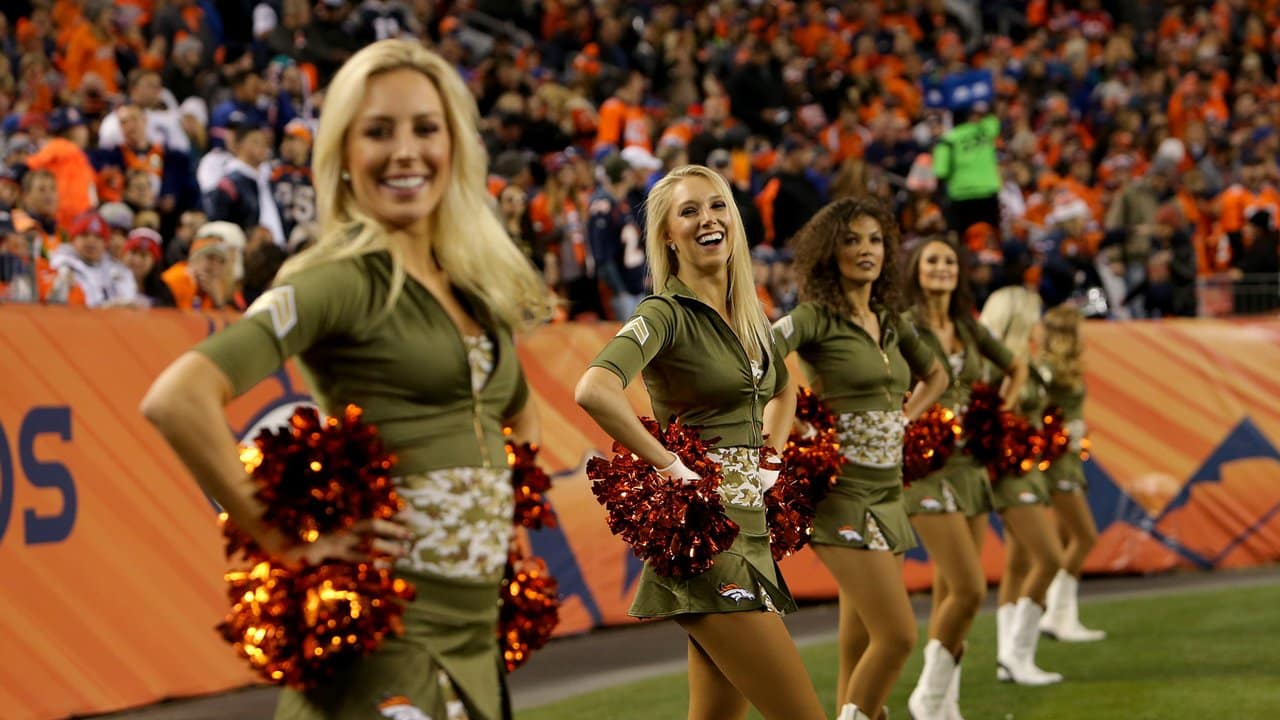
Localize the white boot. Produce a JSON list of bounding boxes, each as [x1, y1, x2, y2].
[[908, 639, 956, 719], [1040, 569, 1106, 642], [942, 645, 965, 720], [995, 603, 1015, 681], [997, 598, 1063, 685], [838, 703, 874, 720]]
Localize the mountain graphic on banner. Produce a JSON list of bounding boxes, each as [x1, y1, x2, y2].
[[1086, 418, 1280, 574]]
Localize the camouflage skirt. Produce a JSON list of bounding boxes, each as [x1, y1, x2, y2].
[[628, 446, 798, 619]]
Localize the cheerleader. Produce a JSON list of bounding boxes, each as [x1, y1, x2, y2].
[[575, 165, 826, 720], [979, 286, 1066, 686], [771, 197, 950, 720], [901, 238, 1029, 719], [142, 40, 556, 720], [1038, 303, 1106, 642]]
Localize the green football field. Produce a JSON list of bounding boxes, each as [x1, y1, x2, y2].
[[516, 581, 1280, 720]]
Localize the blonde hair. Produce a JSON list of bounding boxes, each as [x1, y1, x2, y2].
[[644, 165, 772, 364], [979, 285, 1043, 358], [277, 39, 553, 330], [1042, 303, 1084, 387]]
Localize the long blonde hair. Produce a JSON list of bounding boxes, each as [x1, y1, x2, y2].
[[1042, 303, 1084, 387], [644, 165, 772, 364], [277, 39, 554, 330], [979, 285, 1043, 358]]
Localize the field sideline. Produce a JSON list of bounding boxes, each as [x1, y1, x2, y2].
[[516, 578, 1280, 720]]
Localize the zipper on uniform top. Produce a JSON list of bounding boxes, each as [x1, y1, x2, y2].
[[473, 396, 492, 468]]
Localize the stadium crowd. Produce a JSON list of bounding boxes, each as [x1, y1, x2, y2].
[[1, 0, 1278, 319]]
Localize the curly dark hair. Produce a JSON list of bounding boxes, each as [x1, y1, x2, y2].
[[791, 195, 902, 317], [902, 235, 976, 325]]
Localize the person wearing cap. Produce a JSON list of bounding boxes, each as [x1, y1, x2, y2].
[[160, 234, 231, 310], [209, 70, 271, 150], [121, 227, 176, 307], [42, 210, 139, 307], [588, 153, 646, 322], [142, 41, 555, 720], [205, 120, 287, 247], [270, 119, 316, 243]]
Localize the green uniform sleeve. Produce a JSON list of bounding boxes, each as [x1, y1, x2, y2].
[[589, 296, 677, 388], [969, 318, 1015, 372], [895, 312, 938, 379], [770, 337, 791, 398], [194, 260, 373, 395], [771, 302, 820, 357], [504, 340, 531, 419]]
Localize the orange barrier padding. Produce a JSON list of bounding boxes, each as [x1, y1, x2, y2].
[[2, 307, 1279, 719]]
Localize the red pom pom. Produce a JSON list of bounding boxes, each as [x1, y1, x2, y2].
[[902, 405, 963, 486], [763, 389, 843, 560], [994, 411, 1040, 479], [219, 404, 415, 689], [246, 405, 400, 544], [961, 383, 1005, 470], [499, 553, 560, 672], [586, 418, 739, 579], [1038, 407, 1071, 467], [217, 552, 416, 689], [507, 440, 557, 530]]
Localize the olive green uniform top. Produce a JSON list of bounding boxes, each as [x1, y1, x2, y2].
[[904, 310, 1015, 516], [195, 252, 528, 720], [906, 310, 1015, 413], [1045, 373, 1088, 492], [772, 302, 936, 552], [590, 276, 788, 448], [196, 252, 529, 475], [589, 276, 796, 617]]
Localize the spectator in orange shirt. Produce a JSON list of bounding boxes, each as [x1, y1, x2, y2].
[[160, 234, 231, 310], [61, 2, 122, 94], [22, 106, 98, 229], [594, 70, 651, 155]]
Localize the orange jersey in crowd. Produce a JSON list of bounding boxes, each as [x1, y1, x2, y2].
[[61, 25, 120, 94], [1216, 184, 1280, 234], [595, 98, 650, 154], [23, 138, 98, 229]]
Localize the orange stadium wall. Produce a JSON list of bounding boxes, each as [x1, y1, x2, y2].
[[2, 306, 1279, 719]]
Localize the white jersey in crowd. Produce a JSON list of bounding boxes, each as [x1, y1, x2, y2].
[[97, 90, 192, 154], [47, 245, 138, 308]]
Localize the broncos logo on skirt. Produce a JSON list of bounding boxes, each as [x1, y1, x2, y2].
[[717, 583, 757, 603]]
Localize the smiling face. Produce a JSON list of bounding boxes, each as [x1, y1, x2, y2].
[[918, 239, 958, 294], [342, 68, 453, 233], [835, 213, 885, 287], [665, 175, 732, 275]]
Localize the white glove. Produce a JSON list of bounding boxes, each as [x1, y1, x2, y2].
[[796, 420, 819, 440], [759, 468, 780, 493], [655, 453, 701, 484], [1066, 419, 1087, 453]]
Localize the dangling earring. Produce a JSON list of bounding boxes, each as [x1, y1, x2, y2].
[[341, 170, 350, 182]]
